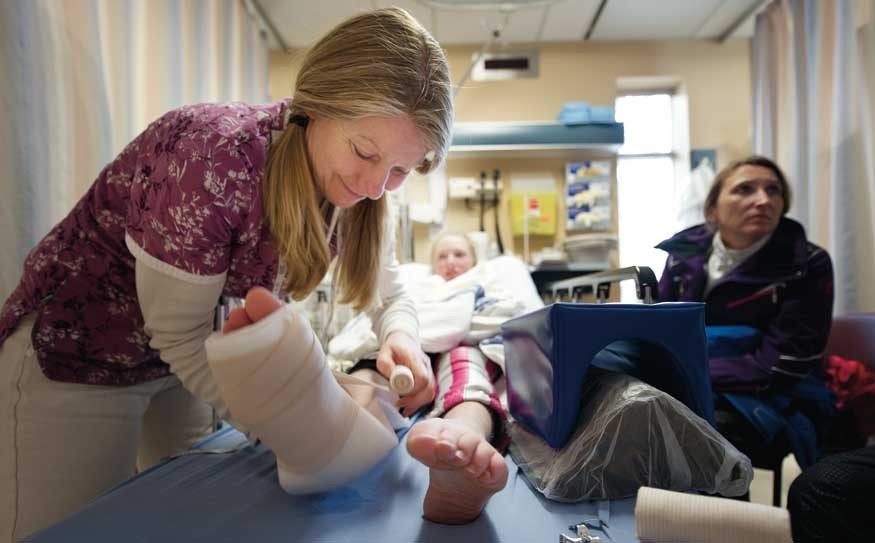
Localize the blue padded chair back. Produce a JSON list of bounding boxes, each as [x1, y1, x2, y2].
[[502, 302, 712, 448]]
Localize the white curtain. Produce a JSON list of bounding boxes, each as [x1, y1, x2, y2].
[[751, 0, 875, 314], [0, 0, 269, 300]]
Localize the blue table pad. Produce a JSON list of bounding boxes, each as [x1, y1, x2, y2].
[[25, 426, 640, 543]]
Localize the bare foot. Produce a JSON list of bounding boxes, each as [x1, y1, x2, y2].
[[406, 417, 508, 525], [222, 287, 282, 333]]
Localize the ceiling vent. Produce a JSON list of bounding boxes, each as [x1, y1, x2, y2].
[[471, 50, 539, 81], [418, 0, 559, 8]]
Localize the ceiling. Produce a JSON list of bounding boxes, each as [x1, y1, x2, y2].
[[255, 0, 767, 51]]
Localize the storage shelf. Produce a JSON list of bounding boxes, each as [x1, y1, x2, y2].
[[449, 121, 624, 159]]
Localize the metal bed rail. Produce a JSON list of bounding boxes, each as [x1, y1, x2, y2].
[[544, 266, 658, 304]]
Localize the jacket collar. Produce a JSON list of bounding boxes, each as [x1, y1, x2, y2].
[[657, 217, 811, 280]]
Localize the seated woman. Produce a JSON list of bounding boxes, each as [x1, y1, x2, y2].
[[656, 156, 835, 469]]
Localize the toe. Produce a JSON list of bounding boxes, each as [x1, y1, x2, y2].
[[464, 441, 495, 479], [244, 287, 282, 322], [479, 452, 508, 486], [407, 419, 445, 464], [223, 307, 253, 333]]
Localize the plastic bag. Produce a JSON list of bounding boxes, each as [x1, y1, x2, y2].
[[508, 371, 752, 501]]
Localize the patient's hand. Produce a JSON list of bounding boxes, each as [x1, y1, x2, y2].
[[222, 287, 282, 333]]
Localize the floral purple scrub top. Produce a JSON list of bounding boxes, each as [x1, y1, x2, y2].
[[0, 100, 300, 386]]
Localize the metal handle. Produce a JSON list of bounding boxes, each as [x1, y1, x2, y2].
[[545, 266, 657, 304]]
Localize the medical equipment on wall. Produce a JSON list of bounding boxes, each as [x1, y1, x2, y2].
[[490, 169, 505, 254], [479, 171, 488, 231], [451, 169, 505, 256], [478, 169, 505, 255], [566, 161, 611, 231], [509, 172, 557, 263]]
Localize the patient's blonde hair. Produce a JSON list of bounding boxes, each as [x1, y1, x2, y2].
[[264, 8, 453, 310]]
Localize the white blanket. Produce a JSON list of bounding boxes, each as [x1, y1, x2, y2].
[[327, 255, 542, 372]]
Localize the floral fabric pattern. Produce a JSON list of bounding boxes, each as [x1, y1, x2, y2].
[[0, 101, 291, 385]]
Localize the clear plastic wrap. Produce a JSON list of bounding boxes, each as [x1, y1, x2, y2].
[[508, 371, 752, 501]]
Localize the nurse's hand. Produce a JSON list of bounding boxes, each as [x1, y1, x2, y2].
[[376, 331, 435, 416]]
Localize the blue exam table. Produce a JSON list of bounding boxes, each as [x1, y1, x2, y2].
[[25, 424, 641, 542]]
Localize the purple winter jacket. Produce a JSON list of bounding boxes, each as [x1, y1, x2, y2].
[[656, 217, 834, 392]]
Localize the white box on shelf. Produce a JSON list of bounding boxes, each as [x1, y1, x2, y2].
[[563, 233, 617, 264]]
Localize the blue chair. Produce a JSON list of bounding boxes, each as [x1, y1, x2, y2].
[[502, 301, 712, 449]]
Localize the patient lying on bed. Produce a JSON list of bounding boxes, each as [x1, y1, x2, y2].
[[404, 232, 510, 524]]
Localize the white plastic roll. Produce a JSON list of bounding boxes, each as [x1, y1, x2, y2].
[[389, 365, 414, 395]]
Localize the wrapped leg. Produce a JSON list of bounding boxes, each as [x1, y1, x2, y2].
[[428, 345, 508, 449], [429, 346, 504, 419], [205, 305, 397, 494]]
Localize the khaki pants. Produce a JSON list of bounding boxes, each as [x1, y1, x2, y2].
[[0, 317, 213, 541]]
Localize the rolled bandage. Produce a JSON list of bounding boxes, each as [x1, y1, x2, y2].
[[389, 365, 414, 395], [205, 305, 398, 494], [635, 486, 791, 543]]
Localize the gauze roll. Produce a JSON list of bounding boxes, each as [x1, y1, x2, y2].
[[206, 305, 398, 494], [635, 486, 792, 543]]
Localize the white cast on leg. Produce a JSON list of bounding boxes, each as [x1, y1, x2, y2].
[[205, 305, 398, 494]]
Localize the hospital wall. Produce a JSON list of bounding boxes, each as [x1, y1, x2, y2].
[[269, 38, 752, 264]]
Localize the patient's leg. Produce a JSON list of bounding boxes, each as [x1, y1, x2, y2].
[[407, 346, 509, 524], [225, 292, 394, 432], [207, 287, 397, 494]]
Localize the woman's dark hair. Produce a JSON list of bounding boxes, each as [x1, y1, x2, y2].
[[704, 155, 792, 222]]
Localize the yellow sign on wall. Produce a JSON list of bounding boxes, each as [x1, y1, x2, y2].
[[509, 192, 557, 235]]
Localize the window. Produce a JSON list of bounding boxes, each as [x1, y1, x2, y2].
[[615, 92, 688, 302]]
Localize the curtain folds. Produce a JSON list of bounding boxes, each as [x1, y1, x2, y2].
[[0, 0, 269, 300], [752, 0, 875, 314]]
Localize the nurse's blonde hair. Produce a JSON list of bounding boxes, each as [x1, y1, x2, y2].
[[263, 8, 453, 310]]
